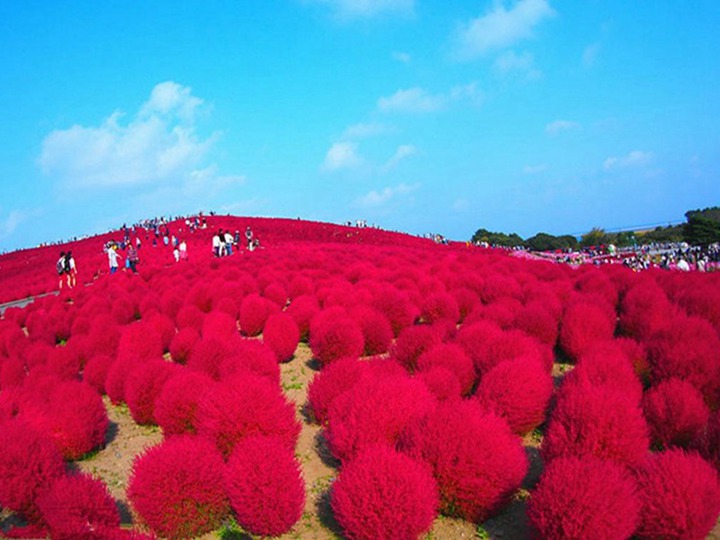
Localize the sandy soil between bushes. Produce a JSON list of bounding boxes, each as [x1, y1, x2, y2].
[[71, 345, 720, 539]]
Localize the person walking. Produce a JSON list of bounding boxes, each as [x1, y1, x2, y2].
[[66, 251, 77, 288], [57, 251, 68, 289], [107, 244, 122, 274], [127, 244, 139, 273]]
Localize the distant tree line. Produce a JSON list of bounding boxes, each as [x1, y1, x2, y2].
[[471, 206, 720, 250]]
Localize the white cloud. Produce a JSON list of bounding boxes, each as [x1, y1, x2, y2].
[[583, 42, 600, 67], [378, 83, 482, 114], [392, 51, 412, 63], [523, 163, 548, 174], [453, 0, 555, 61], [0, 210, 27, 240], [310, 0, 413, 19], [494, 50, 541, 79], [546, 119, 580, 135], [355, 182, 418, 208], [603, 150, 653, 170], [382, 144, 417, 171], [39, 81, 215, 189], [453, 198, 470, 211], [378, 87, 446, 113], [341, 122, 393, 140], [321, 142, 363, 172]]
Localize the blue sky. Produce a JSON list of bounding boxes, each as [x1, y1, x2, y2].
[[1, 0, 719, 251]]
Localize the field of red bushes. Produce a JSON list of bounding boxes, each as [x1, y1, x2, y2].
[[1, 215, 720, 539]]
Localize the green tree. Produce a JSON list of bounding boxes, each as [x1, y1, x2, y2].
[[580, 227, 609, 248], [525, 232, 578, 251], [471, 228, 524, 247], [684, 216, 720, 246]]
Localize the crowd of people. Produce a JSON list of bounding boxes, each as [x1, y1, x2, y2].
[[212, 226, 260, 257]]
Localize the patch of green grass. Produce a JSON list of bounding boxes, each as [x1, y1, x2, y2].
[[475, 525, 490, 539], [283, 381, 303, 391]]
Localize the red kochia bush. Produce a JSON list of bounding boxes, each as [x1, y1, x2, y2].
[[201, 311, 238, 340], [285, 294, 321, 341], [647, 314, 720, 405], [558, 301, 616, 363], [239, 293, 273, 336], [697, 409, 720, 472], [458, 322, 552, 375], [543, 381, 649, 467], [196, 375, 301, 458], [307, 356, 367, 425], [155, 370, 214, 436], [128, 436, 230, 539], [326, 375, 436, 462], [400, 400, 527, 523], [263, 312, 300, 362], [38, 473, 120, 539], [40, 380, 109, 460], [527, 455, 640, 540], [125, 360, 179, 425], [391, 324, 442, 372], [82, 354, 115, 395], [416, 343, 475, 396], [635, 449, 720, 540], [331, 445, 439, 540], [642, 378, 710, 449], [0, 418, 66, 522], [419, 292, 460, 325], [219, 338, 280, 385], [351, 305, 394, 356], [619, 280, 675, 340], [116, 321, 164, 364], [310, 315, 364, 366], [416, 366, 462, 402], [168, 327, 200, 364], [475, 355, 553, 435], [225, 436, 305, 536], [187, 336, 233, 380], [563, 341, 644, 405]]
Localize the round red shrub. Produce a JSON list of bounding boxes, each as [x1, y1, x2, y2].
[[416, 343, 475, 396], [127, 436, 229, 539], [351, 305, 394, 356], [41, 381, 109, 460], [286, 294, 320, 341], [116, 321, 163, 364], [201, 311, 238, 341], [391, 324, 443, 372], [696, 409, 720, 472], [558, 301, 616, 363], [371, 286, 418, 336], [331, 445, 438, 540], [38, 473, 120, 539], [527, 455, 640, 540], [263, 282, 288, 308], [219, 338, 280, 385], [186, 336, 234, 380], [0, 418, 66, 522], [450, 287, 480, 323], [104, 356, 141, 405], [416, 366, 462, 402], [543, 381, 649, 467], [263, 312, 300, 362], [635, 449, 720, 540], [619, 280, 675, 340], [400, 400, 527, 522], [475, 355, 553, 435], [564, 340, 644, 405], [82, 354, 115, 395], [310, 315, 364, 366], [145, 313, 175, 352], [168, 327, 200, 364], [125, 360, 179, 425], [175, 303, 205, 333], [196, 375, 301, 458], [307, 356, 367, 424], [155, 370, 214, 436], [643, 378, 710, 449], [225, 436, 305, 536], [616, 336, 650, 383], [420, 292, 460, 325], [239, 293, 273, 337], [326, 374, 436, 462], [514, 301, 559, 347], [458, 322, 552, 375], [647, 314, 720, 405]]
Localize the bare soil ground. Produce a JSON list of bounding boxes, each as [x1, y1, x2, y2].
[[26, 345, 720, 539]]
